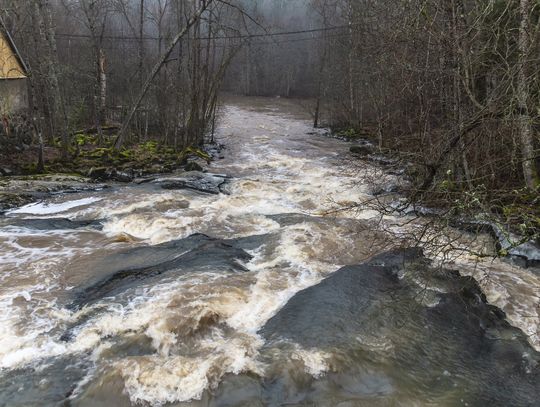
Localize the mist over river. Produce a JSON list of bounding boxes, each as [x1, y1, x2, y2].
[[0, 97, 538, 406]]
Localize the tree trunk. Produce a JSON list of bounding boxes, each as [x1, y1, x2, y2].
[[99, 48, 107, 125], [347, 0, 356, 123], [314, 16, 328, 128], [139, 0, 145, 89], [450, 0, 471, 185], [517, 0, 538, 188], [28, 6, 54, 143], [35, 0, 70, 159]]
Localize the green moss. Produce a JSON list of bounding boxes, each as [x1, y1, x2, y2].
[[75, 133, 99, 146], [185, 146, 211, 162], [20, 162, 39, 175], [141, 141, 158, 153], [118, 149, 133, 159]]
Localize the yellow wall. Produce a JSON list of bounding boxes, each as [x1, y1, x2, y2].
[[0, 32, 26, 79]]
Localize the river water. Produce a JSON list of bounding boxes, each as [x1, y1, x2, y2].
[[0, 97, 538, 406]]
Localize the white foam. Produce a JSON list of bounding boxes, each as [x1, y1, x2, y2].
[[290, 345, 331, 378], [7, 197, 103, 216]]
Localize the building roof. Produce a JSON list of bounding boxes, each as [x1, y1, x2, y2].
[[0, 15, 28, 79]]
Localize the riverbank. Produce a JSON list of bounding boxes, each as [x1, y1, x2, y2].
[[0, 140, 225, 213], [334, 130, 540, 269]]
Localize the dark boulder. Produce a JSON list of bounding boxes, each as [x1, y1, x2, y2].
[[87, 166, 109, 180], [111, 169, 133, 183], [349, 145, 373, 155], [157, 173, 229, 194], [260, 249, 540, 406], [0, 167, 13, 176], [87, 167, 133, 182], [366, 153, 399, 166], [184, 161, 204, 172]]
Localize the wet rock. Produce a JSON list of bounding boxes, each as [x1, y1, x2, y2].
[[111, 169, 133, 183], [0, 192, 33, 213], [0, 175, 107, 213], [132, 176, 156, 185], [0, 167, 13, 176], [205, 143, 226, 160], [370, 181, 400, 196], [366, 153, 399, 166], [6, 218, 102, 231], [0, 354, 92, 407], [349, 145, 373, 155], [389, 199, 444, 216], [69, 234, 252, 310], [88, 167, 133, 183], [156, 172, 229, 195], [451, 219, 540, 269], [184, 161, 204, 172], [87, 166, 108, 180], [149, 163, 166, 174], [260, 249, 540, 406]]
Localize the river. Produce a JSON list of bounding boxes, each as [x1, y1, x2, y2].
[[0, 97, 539, 406]]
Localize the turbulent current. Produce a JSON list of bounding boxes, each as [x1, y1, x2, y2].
[[0, 97, 539, 406]]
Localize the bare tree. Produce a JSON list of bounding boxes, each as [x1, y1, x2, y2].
[[517, 0, 537, 189], [114, 0, 214, 149]]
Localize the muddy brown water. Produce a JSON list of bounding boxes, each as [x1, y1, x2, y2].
[[0, 97, 539, 406]]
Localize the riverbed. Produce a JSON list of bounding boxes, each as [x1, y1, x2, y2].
[[0, 97, 538, 406]]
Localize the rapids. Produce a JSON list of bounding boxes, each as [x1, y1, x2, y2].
[[0, 97, 538, 406]]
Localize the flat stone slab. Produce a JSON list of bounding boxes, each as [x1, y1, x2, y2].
[[154, 172, 230, 194], [0, 175, 107, 213]]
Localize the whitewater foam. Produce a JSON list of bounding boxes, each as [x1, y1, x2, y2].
[[7, 197, 103, 216]]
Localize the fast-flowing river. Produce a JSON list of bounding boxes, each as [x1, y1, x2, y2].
[[0, 97, 539, 406]]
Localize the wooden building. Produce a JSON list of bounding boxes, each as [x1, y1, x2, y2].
[[0, 18, 28, 114]]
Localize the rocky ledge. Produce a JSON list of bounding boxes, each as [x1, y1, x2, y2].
[[0, 175, 107, 214], [260, 248, 540, 406]]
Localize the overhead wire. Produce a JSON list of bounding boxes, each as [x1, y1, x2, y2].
[[50, 23, 353, 42]]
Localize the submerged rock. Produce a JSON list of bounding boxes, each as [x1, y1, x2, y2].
[[0, 354, 92, 407], [5, 218, 102, 230], [260, 249, 540, 406], [69, 234, 252, 310]]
